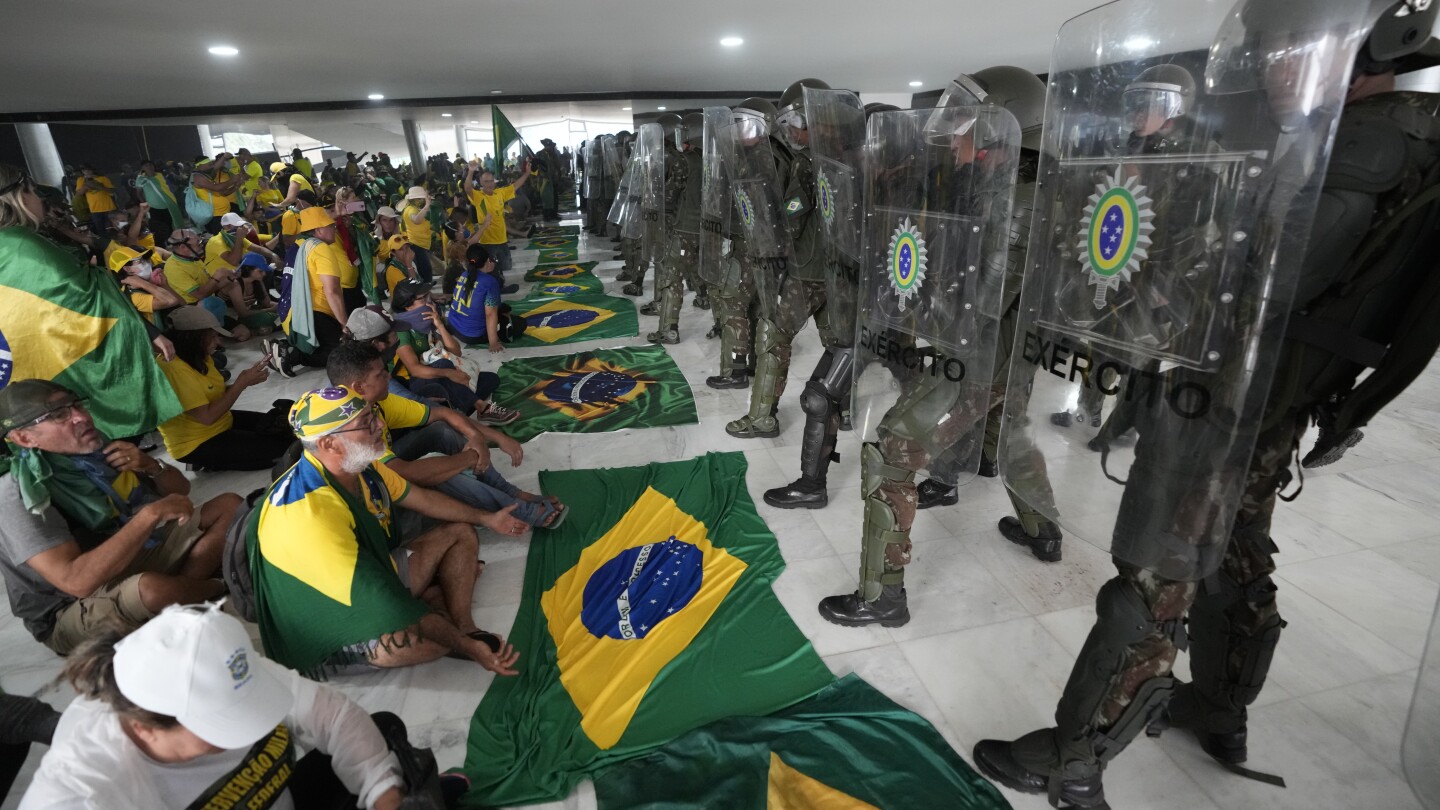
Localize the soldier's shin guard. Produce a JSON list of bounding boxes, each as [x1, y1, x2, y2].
[[797, 349, 853, 486], [746, 319, 784, 421], [1168, 571, 1284, 742], [858, 442, 913, 603], [658, 271, 682, 332], [1014, 577, 1182, 785]]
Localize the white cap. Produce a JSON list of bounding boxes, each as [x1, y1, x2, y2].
[[376, 206, 399, 219], [219, 212, 249, 228], [113, 603, 292, 749], [405, 186, 428, 200]]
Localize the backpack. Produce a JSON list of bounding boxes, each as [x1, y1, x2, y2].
[[221, 489, 265, 623], [184, 174, 214, 225]]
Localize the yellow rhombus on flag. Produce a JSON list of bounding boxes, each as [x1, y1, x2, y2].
[[521, 298, 615, 343], [540, 486, 747, 749]]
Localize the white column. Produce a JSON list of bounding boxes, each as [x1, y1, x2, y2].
[[14, 123, 64, 187]]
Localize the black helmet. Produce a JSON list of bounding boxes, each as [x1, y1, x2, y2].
[[733, 97, 778, 144], [1123, 64, 1196, 127], [776, 78, 831, 151]]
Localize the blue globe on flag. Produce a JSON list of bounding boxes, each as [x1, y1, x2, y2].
[[580, 537, 705, 640]]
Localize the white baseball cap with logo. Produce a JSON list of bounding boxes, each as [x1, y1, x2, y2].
[[219, 212, 250, 229], [113, 603, 293, 749]]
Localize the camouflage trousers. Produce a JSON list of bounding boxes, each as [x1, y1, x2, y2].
[[1090, 411, 1302, 730], [751, 274, 843, 405], [711, 253, 760, 375]]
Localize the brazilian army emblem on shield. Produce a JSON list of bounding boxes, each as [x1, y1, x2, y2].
[[887, 217, 927, 311], [816, 170, 836, 227], [1077, 172, 1155, 308], [734, 188, 756, 230]]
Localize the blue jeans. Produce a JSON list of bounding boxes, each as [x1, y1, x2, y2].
[[387, 362, 499, 415], [389, 422, 557, 527]]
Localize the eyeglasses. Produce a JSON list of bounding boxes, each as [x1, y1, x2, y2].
[[331, 411, 383, 435], [21, 397, 87, 429]]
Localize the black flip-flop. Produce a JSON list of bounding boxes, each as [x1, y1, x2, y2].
[[447, 630, 502, 660]]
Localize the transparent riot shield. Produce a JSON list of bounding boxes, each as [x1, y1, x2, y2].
[[699, 106, 737, 294], [1407, 592, 1440, 809], [599, 136, 622, 200], [805, 87, 866, 342], [582, 140, 598, 201], [999, 0, 1386, 581], [608, 149, 641, 231], [729, 119, 791, 318], [636, 123, 667, 263], [851, 106, 1020, 485]]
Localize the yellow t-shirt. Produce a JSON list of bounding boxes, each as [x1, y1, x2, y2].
[[236, 160, 264, 198], [468, 186, 516, 245], [332, 241, 358, 289], [195, 170, 236, 215], [281, 208, 302, 242], [293, 157, 315, 181], [77, 177, 117, 214], [383, 259, 410, 297], [204, 232, 244, 274], [258, 451, 412, 571], [305, 240, 346, 318], [164, 256, 213, 304], [158, 356, 233, 459], [377, 394, 431, 463], [401, 205, 433, 249]]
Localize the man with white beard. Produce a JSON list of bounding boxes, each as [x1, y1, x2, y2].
[[247, 386, 528, 680]]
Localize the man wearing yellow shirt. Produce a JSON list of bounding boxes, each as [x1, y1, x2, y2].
[[161, 228, 254, 341], [465, 160, 529, 283], [289, 148, 315, 184], [75, 165, 117, 237], [190, 156, 242, 233], [269, 207, 350, 377], [232, 148, 265, 202], [400, 187, 436, 284]]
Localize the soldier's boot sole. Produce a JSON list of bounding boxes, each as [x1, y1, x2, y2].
[[972, 739, 1110, 809], [817, 590, 910, 628], [998, 516, 1063, 563]]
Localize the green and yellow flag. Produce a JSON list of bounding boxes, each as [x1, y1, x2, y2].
[[507, 292, 637, 348], [492, 106, 526, 161], [594, 674, 1011, 809], [0, 227, 181, 438], [532, 224, 581, 237], [525, 234, 580, 251], [536, 245, 579, 262], [463, 452, 834, 806], [492, 346, 696, 442], [528, 273, 604, 297], [523, 260, 597, 283]]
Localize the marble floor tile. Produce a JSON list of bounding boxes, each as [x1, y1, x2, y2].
[[1377, 536, 1440, 583], [1298, 670, 1421, 779], [1266, 581, 1418, 698], [771, 556, 895, 657], [1277, 550, 1439, 659]]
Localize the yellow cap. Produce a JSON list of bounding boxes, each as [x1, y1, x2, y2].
[[106, 245, 151, 274], [297, 207, 336, 232]]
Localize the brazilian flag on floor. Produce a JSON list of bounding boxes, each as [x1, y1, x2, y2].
[[595, 673, 1010, 809], [492, 345, 696, 443], [461, 453, 835, 806], [525, 234, 580, 251], [536, 245, 579, 262], [0, 227, 181, 440], [532, 224, 580, 237], [528, 273, 604, 297], [507, 292, 637, 349], [524, 260, 596, 283]]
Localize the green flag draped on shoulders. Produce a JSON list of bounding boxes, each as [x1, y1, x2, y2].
[[462, 452, 834, 805], [0, 226, 181, 439]]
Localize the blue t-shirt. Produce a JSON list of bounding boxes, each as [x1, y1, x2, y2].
[[446, 268, 501, 341]]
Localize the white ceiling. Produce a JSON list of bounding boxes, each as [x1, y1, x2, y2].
[[6, 0, 1097, 116]]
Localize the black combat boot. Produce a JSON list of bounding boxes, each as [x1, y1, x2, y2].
[[817, 585, 910, 628], [764, 477, 827, 509], [973, 734, 1109, 809], [916, 479, 957, 509], [998, 516, 1063, 562], [706, 369, 750, 389]]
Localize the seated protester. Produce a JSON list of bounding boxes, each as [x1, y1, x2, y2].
[[380, 234, 419, 297], [108, 245, 181, 327], [446, 245, 526, 352], [22, 603, 424, 809], [326, 343, 562, 529], [161, 227, 255, 342], [250, 387, 528, 678], [347, 303, 514, 424], [277, 189, 319, 269], [237, 251, 277, 326], [0, 381, 235, 656], [157, 306, 294, 472], [269, 207, 350, 378], [440, 239, 467, 302], [206, 213, 278, 305]]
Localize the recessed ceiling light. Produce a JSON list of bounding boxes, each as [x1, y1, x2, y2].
[[470, 120, 480, 124], [720, 37, 744, 47], [657, 106, 667, 111], [441, 113, 453, 118], [208, 45, 239, 57], [622, 107, 632, 111], [367, 93, 385, 100], [491, 90, 504, 95], [909, 81, 923, 87]]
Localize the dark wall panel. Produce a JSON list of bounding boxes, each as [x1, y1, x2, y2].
[[47, 124, 200, 172], [0, 126, 23, 168]]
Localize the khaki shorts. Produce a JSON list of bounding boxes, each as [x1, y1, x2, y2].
[[44, 514, 204, 656]]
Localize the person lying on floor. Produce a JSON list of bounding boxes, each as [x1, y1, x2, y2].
[[251, 387, 529, 678], [326, 341, 566, 530]]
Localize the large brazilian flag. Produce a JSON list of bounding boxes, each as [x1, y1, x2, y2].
[[525, 234, 580, 251], [595, 674, 1011, 809], [527, 273, 604, 297], [492, 346, 696, 443], [0, 227, 181, 439], [462, 452, 834, 806], [507, 292, 638, 348], [531, 224, 581, 237]]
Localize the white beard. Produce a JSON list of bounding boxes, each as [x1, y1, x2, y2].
[[338, 437, 385, 474]]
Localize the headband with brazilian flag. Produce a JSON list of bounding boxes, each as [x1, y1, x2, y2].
[[289, 386, 368, 438]]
